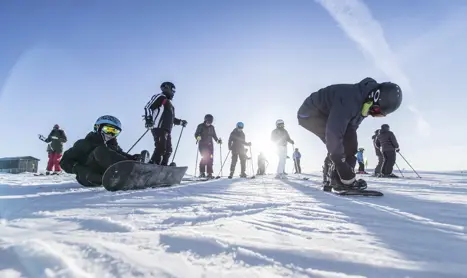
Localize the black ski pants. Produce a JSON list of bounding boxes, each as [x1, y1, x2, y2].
[[75, 145, 128, 187], [257, 161, 266, 175], [150, 128, 172, 165], [298, 116, 357, 185], [382, 150, 396, 175], [230, 151, 246, 175], [374, 149, 383, 175], [199, 143, 214, 174], [358, 162, 365, 172], [294, 158, 302, 174]]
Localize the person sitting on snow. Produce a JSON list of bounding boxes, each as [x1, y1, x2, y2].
[[60, 115, 141, 187]]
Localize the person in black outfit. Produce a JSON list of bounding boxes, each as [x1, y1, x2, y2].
[[297, 77, 403, 191], [144, 81, 187, 166], [228, 122, 251, 178], [60, 115, 141, 187], [372, 129, 383, 176], [195, 114, 222, 178], [376, 124, 400, 178]]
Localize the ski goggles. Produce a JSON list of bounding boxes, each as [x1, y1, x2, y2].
[[369, 105, 386, 117], [101, 125, 121, 136], [277, 123, 285, 128]]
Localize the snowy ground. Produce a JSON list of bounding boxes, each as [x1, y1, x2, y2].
[[1, 170, 466, 278]]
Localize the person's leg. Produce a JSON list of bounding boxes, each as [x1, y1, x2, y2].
[[149, 128, 166, 165], [229, 152, 238, 177], [198, 145, 207, 176], [330, 128, 357, 185], [239, 152, 247, 177], [375, 153, 383, 176], [206, 144, 214, 176], [46, 153, 54, 172], [385, 151, 396, 175], [381, 152, 389, 175], [54, 153, 63, 172], [276, 146, 287, 178], [161, 133, 172, 166]]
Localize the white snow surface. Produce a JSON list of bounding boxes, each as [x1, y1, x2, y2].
[[1, 171, 466, 278]]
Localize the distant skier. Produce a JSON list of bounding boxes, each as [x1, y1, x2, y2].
[[257, 152, 268, 175], [38, 124, 67, 175], [356, 148, 368, 174], [271, 119, 295, 179], [372, 129, 383, 176], [228, 122, 251, 178], [297, 77, 402, 191], [194, 114, 222, 179], [376, 124, 400, 178], [293, 148, 302, 174], [144, 81, 187, 166], [60, 115, 141, 187]]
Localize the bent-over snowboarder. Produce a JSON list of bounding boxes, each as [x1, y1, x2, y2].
[[228, 122, 251, 178], [271, 119, 294, 179], [297, 77, 403, 192], [60, 115, 141, 187], [376, 124, 400, 178], [39, 124, 67, 175], [144, 81, 187, 166], [195, 114, 222, 179]]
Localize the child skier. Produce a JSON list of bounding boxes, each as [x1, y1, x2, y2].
[[228, 122, 251, 178], [271, 119, 295, 179], [297, 77, 402, 191], [194, 114, 222, 179], [293, 148, 302, 174], [356, 148, 368, 174], [60, 115, 141, 187], [144, 81, 187, 166]]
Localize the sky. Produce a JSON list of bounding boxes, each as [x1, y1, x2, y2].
[[1, 0, 467, 174]]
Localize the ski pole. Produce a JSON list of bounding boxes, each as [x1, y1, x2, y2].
[[127, 129, 149, 153], [219, 142, 223, 177], [171, 126, 185, 163], [249, 146, 255, 178], [216, 150, 230, 179], [395, 162, 405, 178], [398, 152, 421, 178]]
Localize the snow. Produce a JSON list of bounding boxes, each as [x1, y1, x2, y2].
[[1, 171, 466, 278]]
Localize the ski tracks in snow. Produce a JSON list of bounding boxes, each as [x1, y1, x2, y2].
[[0, 172, 466, 277]]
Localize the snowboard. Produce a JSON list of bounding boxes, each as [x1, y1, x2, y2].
[[330, 188, 383, 196], [102, 160, 188, 192]]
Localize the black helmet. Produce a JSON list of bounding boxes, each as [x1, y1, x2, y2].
[[371, 82, 402, 116], [160, 81, 176, 99], [204, 114, 213, 123]]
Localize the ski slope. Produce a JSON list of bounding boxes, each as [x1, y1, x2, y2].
[[1, 171, 466, 278]]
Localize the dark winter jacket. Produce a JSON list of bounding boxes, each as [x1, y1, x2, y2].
[[297, 77, 380, 155], [45, 128, 67, 154], [376, 126, 399, 152], [60, 132, 131, 176], [194, 123, 219, 145], [271, 128, 293, 146], [372, 130, 382, 156], [293, 150, 301, 160], [228, 128, 248, 153], [144, 93, 182, 133]]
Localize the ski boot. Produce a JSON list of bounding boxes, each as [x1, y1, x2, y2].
[[240, 172, 247, 178], [228, 171, 234, 179], [331, 178, 367, 191], [322, 181, 332, 192], [207, 173, 214, 179], [199, 172, 206, 178], [381, 173, 399, 178]]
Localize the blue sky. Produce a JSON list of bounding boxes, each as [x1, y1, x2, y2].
[[1, 0, 466, 174]]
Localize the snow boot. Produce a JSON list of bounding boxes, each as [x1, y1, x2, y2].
[[332, 179, 367, 191]]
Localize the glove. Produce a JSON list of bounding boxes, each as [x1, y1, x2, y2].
[[145, 116, 154, 129], [245, 142, 251, 146], [217, 138, 222, 144], [181, 120, 188, 127], [131, 154, 141, 161], [395, 148, 400, 152], [38, 134, 46, 141], [51, 136, 58, 140], [290, 140, 295, 145], [196, 136, 201, 142]]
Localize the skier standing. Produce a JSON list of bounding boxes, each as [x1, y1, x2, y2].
[[376, 124, 400, 177], [228, 122, 251, 178], [39, 124, 67, 175], [372, 129, 383, 176], [297, 77, 402, 191], [144, 81, 187, 166], [293, 148, 302, 174], [257, 152, 268, 175], [356, 148, 368, 174], [271, 119, 295, 179], [194, 114, 222, 179], [60, 115, 141, 187]]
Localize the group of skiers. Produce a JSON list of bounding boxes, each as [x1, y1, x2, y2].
[[38, 77, 402, 191]]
